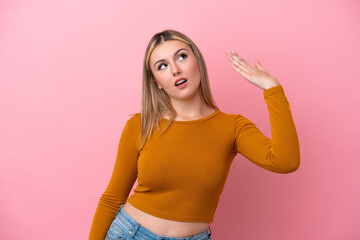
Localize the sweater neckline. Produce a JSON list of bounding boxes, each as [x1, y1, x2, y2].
[[161, 109, 220, 124]]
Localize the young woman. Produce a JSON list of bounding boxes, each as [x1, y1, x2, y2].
[[89, 29, 300, 240]]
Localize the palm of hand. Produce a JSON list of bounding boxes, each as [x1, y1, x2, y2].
[[227, 50, 280, 90]]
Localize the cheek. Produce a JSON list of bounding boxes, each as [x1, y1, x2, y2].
[[187, 56, 198, 70], [153, 73, 167, 86], [188, 59, 200, 78]]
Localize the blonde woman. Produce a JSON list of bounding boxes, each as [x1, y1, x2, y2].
[[89, 29, 300, 240]]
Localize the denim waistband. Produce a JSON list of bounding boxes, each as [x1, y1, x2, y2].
[[115, 204, 212, 240]]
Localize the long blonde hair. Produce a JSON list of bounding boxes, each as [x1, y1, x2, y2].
[[130, 29, 218, 151]]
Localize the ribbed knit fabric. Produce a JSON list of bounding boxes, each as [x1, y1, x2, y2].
[[89, 85, 300, 239]]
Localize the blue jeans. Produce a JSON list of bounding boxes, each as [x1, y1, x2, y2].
[[106, 204, 212, 240]]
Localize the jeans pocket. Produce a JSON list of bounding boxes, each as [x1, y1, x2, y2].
[[106, 218, 128, 240]]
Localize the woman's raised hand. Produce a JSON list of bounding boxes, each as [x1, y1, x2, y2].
[[226, 50, 280, 90]]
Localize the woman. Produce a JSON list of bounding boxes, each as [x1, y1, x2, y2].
[[89, 29, 300, 240]]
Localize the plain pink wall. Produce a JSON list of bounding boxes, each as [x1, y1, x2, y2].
[[1, 0, 359, 239]]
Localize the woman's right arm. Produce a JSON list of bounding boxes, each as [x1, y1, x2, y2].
[[89, 115, 140, 240]]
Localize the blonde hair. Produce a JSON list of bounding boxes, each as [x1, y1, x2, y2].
[[130, 29, 218, 151]]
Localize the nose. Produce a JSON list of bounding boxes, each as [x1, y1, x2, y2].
[[170, 62, 181, 76]]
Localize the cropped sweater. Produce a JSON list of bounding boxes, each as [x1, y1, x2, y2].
[[89, 85, 300, 239]]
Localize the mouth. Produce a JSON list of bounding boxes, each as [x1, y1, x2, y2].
[[175, 78, 187, 86]]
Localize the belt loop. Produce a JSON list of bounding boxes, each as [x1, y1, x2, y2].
[[208, 226, 212, 237], [115, 205, 122, 217], [128, 223, 140, 238]]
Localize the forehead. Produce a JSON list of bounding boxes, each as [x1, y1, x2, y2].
[[150, 40, 190, 63]]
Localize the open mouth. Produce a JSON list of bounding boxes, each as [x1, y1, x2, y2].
[[175, 79, 187, 86]]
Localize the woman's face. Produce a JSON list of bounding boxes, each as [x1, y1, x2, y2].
[[149, 40, 201, 102]]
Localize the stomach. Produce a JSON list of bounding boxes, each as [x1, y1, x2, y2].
[[123, 201, 210, 238]]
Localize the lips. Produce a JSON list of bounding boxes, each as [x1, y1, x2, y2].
[[174, 78, 187, 86]]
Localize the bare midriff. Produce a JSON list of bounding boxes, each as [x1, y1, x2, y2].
[[123, 201, 210, 238]]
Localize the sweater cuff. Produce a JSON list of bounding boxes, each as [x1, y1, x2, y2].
[[263, 85, 284, 98]]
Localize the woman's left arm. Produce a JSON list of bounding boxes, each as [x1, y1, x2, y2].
[[228, 50, 300, 173]]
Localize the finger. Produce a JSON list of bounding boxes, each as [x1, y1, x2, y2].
[[229, 53, 255, 71], [233, 55, 257, 71], [232, 63, 243, 75], [231, 63, 252, 79], [227, 52, 257, 75], [229, 56, 251, 74], [227, 53, 249, 69], [229, 51, 258, 70], [256, 59, 266, 71], [233, 61, 251, 75]]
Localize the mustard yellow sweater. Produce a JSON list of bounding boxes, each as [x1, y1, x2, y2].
[[89, 85, 300, 239]]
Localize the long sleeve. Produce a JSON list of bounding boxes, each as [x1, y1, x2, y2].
[[89, 116, 140, 239], [233, 85, 300, 173]]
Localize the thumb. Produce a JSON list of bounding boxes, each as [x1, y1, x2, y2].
[[256, 59, 265, 71]]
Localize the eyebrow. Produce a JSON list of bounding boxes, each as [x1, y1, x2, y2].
[[153, 48, 188, 68]]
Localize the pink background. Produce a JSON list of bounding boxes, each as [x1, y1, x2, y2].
[[1, 0, 359, 239]]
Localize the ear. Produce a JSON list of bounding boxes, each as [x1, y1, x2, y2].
[[154, 79, 162, 89]]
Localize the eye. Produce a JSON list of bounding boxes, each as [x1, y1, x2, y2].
[[158, 63, 167, 70], [178, 53, 187, 60]]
